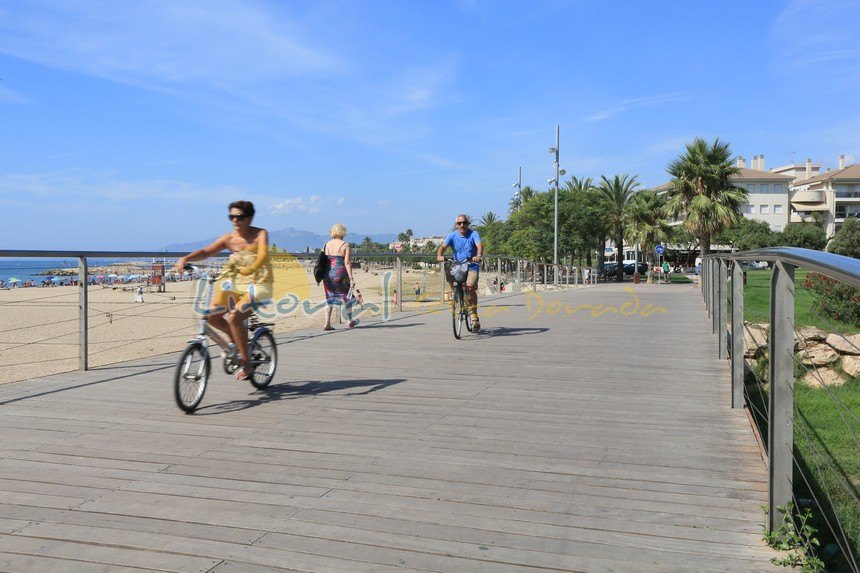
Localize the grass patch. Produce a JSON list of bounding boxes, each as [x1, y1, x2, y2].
[[737, 269, 858, 334], [735, 268, 859, 569], [794, 378, 860, 571]]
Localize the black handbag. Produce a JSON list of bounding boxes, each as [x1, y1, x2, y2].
[[313, 242, 329, 284]]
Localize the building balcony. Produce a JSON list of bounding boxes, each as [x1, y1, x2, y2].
[[790, 189, 825, 203], [790, 212, 819, 224]]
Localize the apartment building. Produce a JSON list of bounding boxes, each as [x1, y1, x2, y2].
[[733, 155, 793, 231], [790, 155, 860, 238]]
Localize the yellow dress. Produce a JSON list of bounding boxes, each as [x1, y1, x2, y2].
[[215, 248, 274, 308]]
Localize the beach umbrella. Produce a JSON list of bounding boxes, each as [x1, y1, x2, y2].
[[107, 274, 119, 278], [8, 277, 21, 283], [50, 276, 65, 283], [127, 274, 140, 280]]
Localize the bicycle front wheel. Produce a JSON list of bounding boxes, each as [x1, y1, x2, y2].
[[174, 343, 209, 413], [249, 330, 277, 389], [452, 290, 464, 339]]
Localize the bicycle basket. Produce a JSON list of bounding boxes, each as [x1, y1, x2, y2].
[[449, 262, 469, 282]]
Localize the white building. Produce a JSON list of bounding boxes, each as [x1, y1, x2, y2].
[[733, 156, 793, 231], [789, 156, 860, 238]]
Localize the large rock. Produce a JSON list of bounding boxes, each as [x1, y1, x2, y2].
[[797, 344, 840, 366], [802, 367, 847, 388], [842, 355, 860, 378], [826, 333, 860, 355], [743, 324, 769, 357], [797, 326, 827, 342]]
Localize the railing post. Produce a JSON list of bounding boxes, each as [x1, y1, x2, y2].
[[440, 261, 446, 303], [731, 259, 745, 408], [397, 254, 403, 313], [497, 256, 501, 294], [768, 260, 795, 534], [78, 256, 88, 371], [711, 259, 719, 333], [516, 259, 522, 290], [718, 258, 727, 359], [704, 258, 710, 313]]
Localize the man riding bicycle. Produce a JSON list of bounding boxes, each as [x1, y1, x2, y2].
[[436, 214, 483, 332]]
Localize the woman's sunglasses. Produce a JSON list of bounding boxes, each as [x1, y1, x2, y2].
[[229, 214, 248, 221]]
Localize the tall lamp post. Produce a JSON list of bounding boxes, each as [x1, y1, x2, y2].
[[548, 125, 566, 285], [512, 166, 522, 211]]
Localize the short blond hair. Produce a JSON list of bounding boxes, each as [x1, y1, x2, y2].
[[329, 223, 347, 239]]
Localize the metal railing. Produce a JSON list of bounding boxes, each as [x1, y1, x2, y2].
[[1, 250, 593, 380], [703, 247, 860, 569]]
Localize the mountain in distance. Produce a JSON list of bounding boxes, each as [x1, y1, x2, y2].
[[164, 227, 396, 253]]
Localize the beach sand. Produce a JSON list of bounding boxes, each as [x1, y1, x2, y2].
[[0, 265, 456, 385]]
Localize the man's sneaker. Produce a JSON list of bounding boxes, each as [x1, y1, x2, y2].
[[471, 314, 481, 332]]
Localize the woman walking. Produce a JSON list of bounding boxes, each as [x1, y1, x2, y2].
[[322, 223, 359, 330]]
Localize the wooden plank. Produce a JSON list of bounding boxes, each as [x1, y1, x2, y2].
[[0, 285, 778, 571]]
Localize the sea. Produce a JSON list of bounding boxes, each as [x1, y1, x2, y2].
[[0, 257, 167, 285]]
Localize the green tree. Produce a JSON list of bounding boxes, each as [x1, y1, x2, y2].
[[666, 137, 748, 256], [597, 174, 641, 282], [720, 218, 778, 251], [509, 185, 538, 214], [560, 178, 605, 266], [503, 191, 554, 261], [475, 211, 506, 256], [780, 223, 827, 251], [827, 218, 860, 259], [628, 190, 672, 267]]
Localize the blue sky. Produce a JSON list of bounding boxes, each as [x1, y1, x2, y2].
[[1, 0, 858, 250]]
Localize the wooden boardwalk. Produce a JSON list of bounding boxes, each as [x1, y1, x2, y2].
[[0, 284, 778, 572]]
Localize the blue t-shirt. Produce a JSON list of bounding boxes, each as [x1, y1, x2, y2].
[[443, 230, 482, 270]]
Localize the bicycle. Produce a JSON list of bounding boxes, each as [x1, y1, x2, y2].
[[445, 259, 474, 339], [174, 265, 278, 413]]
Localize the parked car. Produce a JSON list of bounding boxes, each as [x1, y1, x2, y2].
[[623, 262, 649, 275]]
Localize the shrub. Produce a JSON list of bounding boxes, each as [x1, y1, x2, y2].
[[803, 273, 860, 327]]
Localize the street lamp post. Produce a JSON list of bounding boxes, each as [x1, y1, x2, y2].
[[512, 166, 522, 211], [548, 125, 566, 286]]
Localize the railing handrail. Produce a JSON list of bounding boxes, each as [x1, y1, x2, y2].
[[0, 249, 557, 264], [705, 247, 860, 289]]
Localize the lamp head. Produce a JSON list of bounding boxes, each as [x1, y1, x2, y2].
[[549, 147, 557, 154], [559, 168, 566, 176]]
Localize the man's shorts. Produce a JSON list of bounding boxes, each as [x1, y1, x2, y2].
[[446, 266, 480, 289]]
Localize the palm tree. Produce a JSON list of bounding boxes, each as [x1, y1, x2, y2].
[[665, 137, 747, 255], [508, 185, 538, 214], [564, 176, 595, 194], [479, 211, 499, 227], [628, 190, 672, 268], [597, 174, 640, 282]]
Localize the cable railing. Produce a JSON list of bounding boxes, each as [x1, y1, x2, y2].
[[0, 250, 593, 385], [703, 247, 860, 571]]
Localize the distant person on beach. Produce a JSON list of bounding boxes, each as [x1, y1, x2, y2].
[[135, 285, 144, 303], [321, 223, 359, 331], [437, 214, 483, 332], [173, 200, 273, 381]]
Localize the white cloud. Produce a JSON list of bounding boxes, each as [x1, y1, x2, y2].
[[269, 195, 322, 215], [0, 170, 241, 203], [771, 0, 860, 88], [584, 93, 687, 123], [0, 84, 31, 104], [0, 1, 338, 88]]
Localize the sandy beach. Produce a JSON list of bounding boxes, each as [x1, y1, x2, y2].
[[0, 263, 464, 385]]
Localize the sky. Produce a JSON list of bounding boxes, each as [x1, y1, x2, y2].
[[1, 0, 859, 250]]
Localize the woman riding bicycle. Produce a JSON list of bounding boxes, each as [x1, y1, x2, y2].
[[174, 200, 273, 381]]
